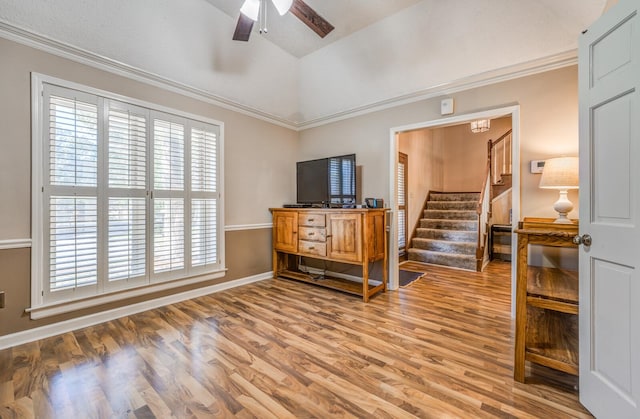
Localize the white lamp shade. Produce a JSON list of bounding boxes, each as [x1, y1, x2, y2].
[[240, 0, 260, 21], [271, 0, 293, 15], [539, 157, 579, 190]]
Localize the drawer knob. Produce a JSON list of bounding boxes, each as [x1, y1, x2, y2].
[[309, 232, 315, 236]]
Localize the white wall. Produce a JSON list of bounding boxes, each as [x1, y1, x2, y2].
[[0, 0, 606, 125], [297, 0, 605, 122], [0, 0, 299, 122]]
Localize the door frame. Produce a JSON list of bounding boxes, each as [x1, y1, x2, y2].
[[388, 105, 521, 313]]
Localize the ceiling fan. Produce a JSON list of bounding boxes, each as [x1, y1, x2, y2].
[[233, 0, 334, 42]]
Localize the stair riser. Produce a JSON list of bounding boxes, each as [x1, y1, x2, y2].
[[419, 219, 478, 231], [423, 210, 478, 220], [415, 228, 476, 242], [427, 201, 477, 211], [407, 249, 477, 271], [411, 238, 476, 255]]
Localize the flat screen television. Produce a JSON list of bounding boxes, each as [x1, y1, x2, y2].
[[296, 154, 356, 206]]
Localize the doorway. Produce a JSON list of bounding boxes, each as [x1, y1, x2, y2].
[[388, 105, 521, 313]]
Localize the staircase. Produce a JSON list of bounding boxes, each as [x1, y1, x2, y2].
[[407, 192, 480, 271]]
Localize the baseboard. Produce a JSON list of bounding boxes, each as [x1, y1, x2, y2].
[[0, 271, 272, 350]]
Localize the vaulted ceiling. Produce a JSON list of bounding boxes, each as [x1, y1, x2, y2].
[[0, 0, 609, 127]]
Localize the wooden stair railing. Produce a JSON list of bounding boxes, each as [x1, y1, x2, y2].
[[475, 129, 512, 271], [489, 129, 513, 190], [475, 158, 491, 271]]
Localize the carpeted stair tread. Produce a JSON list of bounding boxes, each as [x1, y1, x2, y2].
[[415, 228, 477, 242], [411, 238, 476, 255], [429, 193, 480, 202], [407, 248, 477, 271], [427, 200, 477, 210], [423, 209, 478, 220], [420, 219, 478, 231], [408, 191, 482, 271]]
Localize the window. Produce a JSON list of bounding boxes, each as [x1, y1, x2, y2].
[[328, 155, 356, 204], [32, 77, 223, 312]]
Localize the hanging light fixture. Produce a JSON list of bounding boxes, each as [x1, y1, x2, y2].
[[240, 0, 260, 21], [271, 0, 293, 15], [241, 0, 293, 21], [470, 119, 491, 133]]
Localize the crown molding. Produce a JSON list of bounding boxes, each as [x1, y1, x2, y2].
[[0, 20, 298, 130], [297, 50, 578, 129], [0, 20, 577, 131]]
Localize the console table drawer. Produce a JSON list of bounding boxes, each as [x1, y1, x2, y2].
[[299, 213, 325, 227], [298, 240, 327, 257], [298, 227, 326, 242]]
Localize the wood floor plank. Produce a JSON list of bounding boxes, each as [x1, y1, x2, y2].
[[0, 261, 592, 418]]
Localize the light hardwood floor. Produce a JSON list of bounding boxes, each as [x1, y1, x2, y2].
[[0, 261, 592, 418]]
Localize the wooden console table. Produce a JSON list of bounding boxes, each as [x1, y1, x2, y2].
[[514, 217, 579, 382], [270, 208, 388, 302]]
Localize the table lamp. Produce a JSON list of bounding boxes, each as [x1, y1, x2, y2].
[[539, 157, 579, 224]]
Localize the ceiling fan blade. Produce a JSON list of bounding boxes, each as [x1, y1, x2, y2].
[[233, 13, 254, 41], [290, 0, 334, 38]]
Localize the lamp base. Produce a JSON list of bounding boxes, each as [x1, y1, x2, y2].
[[553, 214, 574, 224], [552, 190, 574, 224]]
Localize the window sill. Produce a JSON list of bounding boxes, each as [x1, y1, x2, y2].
[[27, 269, 227, 320]]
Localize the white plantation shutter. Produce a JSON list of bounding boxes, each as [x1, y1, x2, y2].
[[152, 117, 186, 277], [192, 199, 217, 266], [191, 127, 217, 192], [49, 197, 98, 290], [108, 197, 146, 281], [107, 104, 148, 285], [191, 126, 219, 268], [46, 91, 99, 297], [108, 108, 146, 189], [154, 119, 184, 191], [328, 156, 355, 204], [48, 95, 98, 187], [35, 81, 223, 308], [398, 160, 406, 250], [154, 198, 185, 273]]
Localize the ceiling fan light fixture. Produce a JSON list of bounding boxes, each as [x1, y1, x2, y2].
[[240, 0, 260, 21], [271, 0, 293, 15]]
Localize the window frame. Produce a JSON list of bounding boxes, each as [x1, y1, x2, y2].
[[30, 73, 225, 319]]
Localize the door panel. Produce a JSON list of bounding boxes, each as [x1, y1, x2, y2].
[[593, 93, 633, 222], [579, 0, 640, 416], [592, 259, 633, 398]]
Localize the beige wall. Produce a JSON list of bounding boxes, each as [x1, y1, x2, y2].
[[439, 116, 512, 192], [0, 38, 296, 337], [0, 36, 582, 338], [398, 129, 443, 242], [298, 65, 580, 222]]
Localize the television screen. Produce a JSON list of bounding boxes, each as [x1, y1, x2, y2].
[[296, 154, 356, 206]]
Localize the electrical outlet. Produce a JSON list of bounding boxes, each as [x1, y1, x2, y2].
[[0, 291, 4, 308]]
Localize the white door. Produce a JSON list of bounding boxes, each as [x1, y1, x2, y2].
[[578, 0, 640, 417]]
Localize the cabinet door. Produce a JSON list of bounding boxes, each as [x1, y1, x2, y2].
[[327, 213, 362, 262], [273, 211, 298, 253], [367, 211, 386, 261]]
